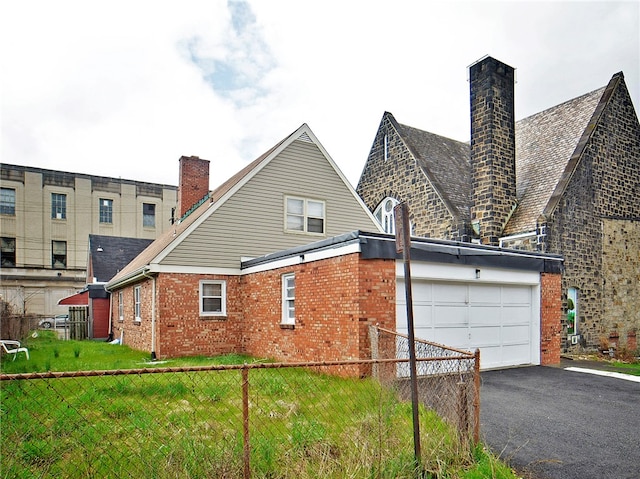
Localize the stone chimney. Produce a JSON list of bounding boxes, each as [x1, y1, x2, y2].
[[177, 156, 210, 218], [469, 56, 517, 245]]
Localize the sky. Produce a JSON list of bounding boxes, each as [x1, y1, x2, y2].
[[1, 1, 638, 190]]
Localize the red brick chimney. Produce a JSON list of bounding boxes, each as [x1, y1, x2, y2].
[[177, 156, 210, 218], [469, 56, 517, 245]]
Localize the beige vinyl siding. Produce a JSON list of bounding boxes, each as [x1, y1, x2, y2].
[[161, 140, 379, 269]]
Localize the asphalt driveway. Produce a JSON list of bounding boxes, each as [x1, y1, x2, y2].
[[480, 365, 640, 479]]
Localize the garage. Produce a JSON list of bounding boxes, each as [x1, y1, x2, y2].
[[396, 262, 542, 370]]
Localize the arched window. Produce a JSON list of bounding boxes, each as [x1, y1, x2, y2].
[[374, 198, 399, 234]]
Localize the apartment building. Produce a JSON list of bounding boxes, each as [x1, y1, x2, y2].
[[0, 163, 177, 318]]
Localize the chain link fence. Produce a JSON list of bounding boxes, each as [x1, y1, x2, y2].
[[370, 326, 480, 444], [2, 341, 479, 478]]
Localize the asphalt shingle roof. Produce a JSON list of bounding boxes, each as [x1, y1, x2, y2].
[[88, 235, 154, 283]]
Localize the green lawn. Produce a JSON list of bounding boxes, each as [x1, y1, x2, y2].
[[1, 332, 518, 478]]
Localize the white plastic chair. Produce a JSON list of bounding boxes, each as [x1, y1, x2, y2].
[[0, 340, 30, 360]]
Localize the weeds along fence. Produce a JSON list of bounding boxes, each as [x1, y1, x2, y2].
[[1, 345, 479, 478], [370, 326, 480, 445]]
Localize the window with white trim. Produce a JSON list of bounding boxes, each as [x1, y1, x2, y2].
[[200, 280, 226, 316], [134, 286, 141, 322], [282, 273, 295, 325], [118, 291, 124, 321], [285, 197, 325, 234], [374, 198, 399, 234]]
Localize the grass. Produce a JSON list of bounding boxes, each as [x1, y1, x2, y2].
[[1, 331, 518, 478], [611, 360, 640, 376]]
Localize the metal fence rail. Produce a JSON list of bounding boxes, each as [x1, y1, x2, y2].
[[2, 355, 479, 478]]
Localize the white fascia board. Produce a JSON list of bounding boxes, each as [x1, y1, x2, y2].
[[148, 264, 242, 276], [399, 261, 541, 285], [241, 242, 361, 275]]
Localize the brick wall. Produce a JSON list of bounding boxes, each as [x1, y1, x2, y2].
[[540, 272, 562, 365], [111, 255, 396, 366], [242, 254, 396, 373]]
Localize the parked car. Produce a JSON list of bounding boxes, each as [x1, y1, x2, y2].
[[39, 314, 69, 329]]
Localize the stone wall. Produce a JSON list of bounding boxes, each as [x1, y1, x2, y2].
[[469, 57, 517, 245], [602, 219, 640, 351]]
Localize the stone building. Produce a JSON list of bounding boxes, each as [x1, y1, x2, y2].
[[357, 56, 640, 352], [0, 163, 177, 318]]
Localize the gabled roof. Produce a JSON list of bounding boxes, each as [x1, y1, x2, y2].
[[107, 123, 378, 289], [391, 114, 471, 220], [384, 75, 620, 236], [505, 85, 606, 234], [88, 235, 154, 283]]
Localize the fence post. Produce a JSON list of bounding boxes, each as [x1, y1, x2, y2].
[[473, 349, 481, 444], [242, 366, 250, 479]]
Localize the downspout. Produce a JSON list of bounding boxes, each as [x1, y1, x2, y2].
[[107, 291, 114, 342], [142, 269, 157, 360]]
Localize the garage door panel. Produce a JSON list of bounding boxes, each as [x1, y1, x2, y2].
[[469, 284, 502, 303], [502, 344, 531, 365], [502, 305, 531, 324], [433, 283, 467, 302], [470, 326, 501, 347], [502, 324, 530, 343], [434, 328, 468, 349], [502, 286, 531, 304], [433, 305, 467, 325], [469, 306, 501, 325]]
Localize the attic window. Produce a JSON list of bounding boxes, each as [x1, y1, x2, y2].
[[285, 196, 325, 235]]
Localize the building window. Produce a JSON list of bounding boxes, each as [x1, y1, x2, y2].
[[285, 197, 325, 234], [0, 188, 15, 216], [567, 287, 579, 336], [282, 273, 295, 325], [1, 237, 16, 267], [52, 240, 67, 269], [143, 203, 156, 228], [51, 193, 67, 220], [134, 286, 141, 322], [200, 280, 226, 316], [374, 197, 399, 234], [118, 291, 124, 321], [99, 198, 113, 224]]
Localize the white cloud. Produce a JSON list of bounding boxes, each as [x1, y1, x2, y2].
[[1, 1, 638, 189]]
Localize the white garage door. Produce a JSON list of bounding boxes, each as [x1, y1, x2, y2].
[[397, 280, 537, 369]]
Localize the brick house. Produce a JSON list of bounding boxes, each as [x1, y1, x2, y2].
[[356, 56, 640, 353], [106, 123, 563, 369]]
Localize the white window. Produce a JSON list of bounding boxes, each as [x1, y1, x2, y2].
[[285, 197, 325, 234], [51, 193, 66, 219], [134, 286, 141, 322], [282, 273, 295, 325], [200, 280, 226, 316], [0, 188, 15, 216], [374, 198, 399, 234], [118, 291, 124, 321]]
